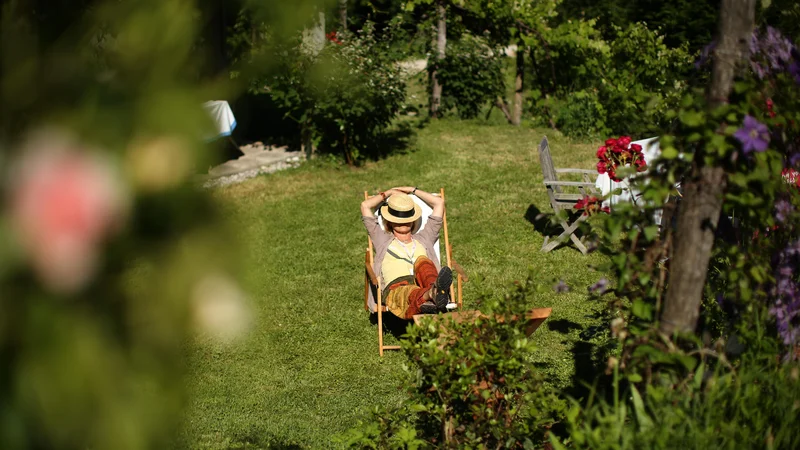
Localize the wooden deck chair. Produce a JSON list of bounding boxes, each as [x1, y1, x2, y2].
[[364, 188, 464, 356], [538, 136, 599, 255]]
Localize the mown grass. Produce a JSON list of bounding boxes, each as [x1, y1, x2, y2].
[[180, 117, 611, 449]]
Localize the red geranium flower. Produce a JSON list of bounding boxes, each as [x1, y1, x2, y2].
[[574, 196, 610, 216], [596, 135, 648, 182], [325, 31, 342, 45]]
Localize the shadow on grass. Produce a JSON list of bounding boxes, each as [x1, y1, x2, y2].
[[369, 312, 413, 340], [547, 318, 583, 334], [360, 121, 418, 162], [565, 314, 617, 404], [228, 429, 305, 450], [524, 204, 588, 251], [539, 314, 616, 404]]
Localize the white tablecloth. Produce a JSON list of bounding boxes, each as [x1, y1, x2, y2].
[[595, 137, 660, 206], [203, 100, 237, 141]]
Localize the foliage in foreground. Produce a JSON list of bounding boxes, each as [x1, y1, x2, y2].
[[0, 0, 252, 448], [555, 22, 800, 450], [342, 277, 566, 448], [553, 349, 800, 449]]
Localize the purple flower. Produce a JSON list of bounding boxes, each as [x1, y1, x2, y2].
[[775, 199, 794, 223], [695, 40, 716, 69], [750, 61, 767, 79], [789, 58, 800, 85], [789, 152, 800, 167], [764, 26, 793, 68], [553, 279, 570, 294], [589, 278, 609, 295], [770, 241, 800, 349], [748, 27, 799, 80], [734, 115, 770, 154]]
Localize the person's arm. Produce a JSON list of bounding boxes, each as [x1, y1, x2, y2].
[[360, 188, 406, 216], [360, 192, 385, 217], [391, 186, 445, 217]]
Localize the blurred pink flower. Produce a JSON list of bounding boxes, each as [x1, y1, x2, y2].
[[8, 131, 127, 293]]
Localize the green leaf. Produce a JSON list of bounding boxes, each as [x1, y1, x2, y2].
[[677, 354, 698, 372], [643, 225, 659, 242], [630, 385, 653, 431], [632, 299, 653, 320], [627, 372, 643, 383], [661, 146, 679, 159], [409, 403, 428, 412], [693, 362, 705, 390], [679, 110, 704, 127], [548, 434, 569, 450]]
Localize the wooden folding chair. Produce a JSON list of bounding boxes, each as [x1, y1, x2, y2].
[[538, 136, 599, 255], [364, 188, 464, 356]]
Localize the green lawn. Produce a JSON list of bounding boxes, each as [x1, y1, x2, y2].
[[180, 118, 611, 449]]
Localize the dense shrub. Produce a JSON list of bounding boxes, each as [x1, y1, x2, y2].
[[240, 22, 406, 164], [530, 21, 692, 139], [552, 352, 800, 449], [560, 22, 800, 449], [342, 277, 566, 448], [551, 89, 610, 138], [435, 35, 506, 119]]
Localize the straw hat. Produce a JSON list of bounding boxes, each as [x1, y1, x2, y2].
[[380, 193, 421, 224]]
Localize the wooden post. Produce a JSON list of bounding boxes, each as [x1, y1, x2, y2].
[[364, 250, 370, 311], [441, 189, 457, 305], [660, 0, 756, 335]]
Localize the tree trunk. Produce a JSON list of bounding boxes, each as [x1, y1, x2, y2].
[[430, 1, 446, 118], [660, 0, 756, 336], [338, 0, 347, 33], [512, 40, 524, 126], [301, 120, 315, 160]]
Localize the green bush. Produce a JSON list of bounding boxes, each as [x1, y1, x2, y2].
[[436, 35, 506, 119], [597, 22, 692, 137], [342, 276, 566, 448], [530, 21, 691, 139], [552, 90, 610, 138], [552, 353, 800, 449], [241, 22, 407, 164]]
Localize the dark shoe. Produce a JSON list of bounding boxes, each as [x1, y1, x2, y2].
[[433, 267, 452, 311], [418, 300, 438, 314]]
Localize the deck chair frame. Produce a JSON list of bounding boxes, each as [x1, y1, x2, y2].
[[364, 188, 464, 356], [539, 136, 599, 255]]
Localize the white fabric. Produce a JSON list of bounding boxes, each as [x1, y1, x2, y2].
[[594, 137, 663, 225], [375, 195, 442, 264], [202, 100, 237, 141]]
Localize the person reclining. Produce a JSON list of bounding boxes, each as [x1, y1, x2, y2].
[[361, 187, 452, 319]]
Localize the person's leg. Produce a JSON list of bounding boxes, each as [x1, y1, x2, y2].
[[384, 282, 416, 318], [414, 256, 439, 289], [411, 255, 452, 313]]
